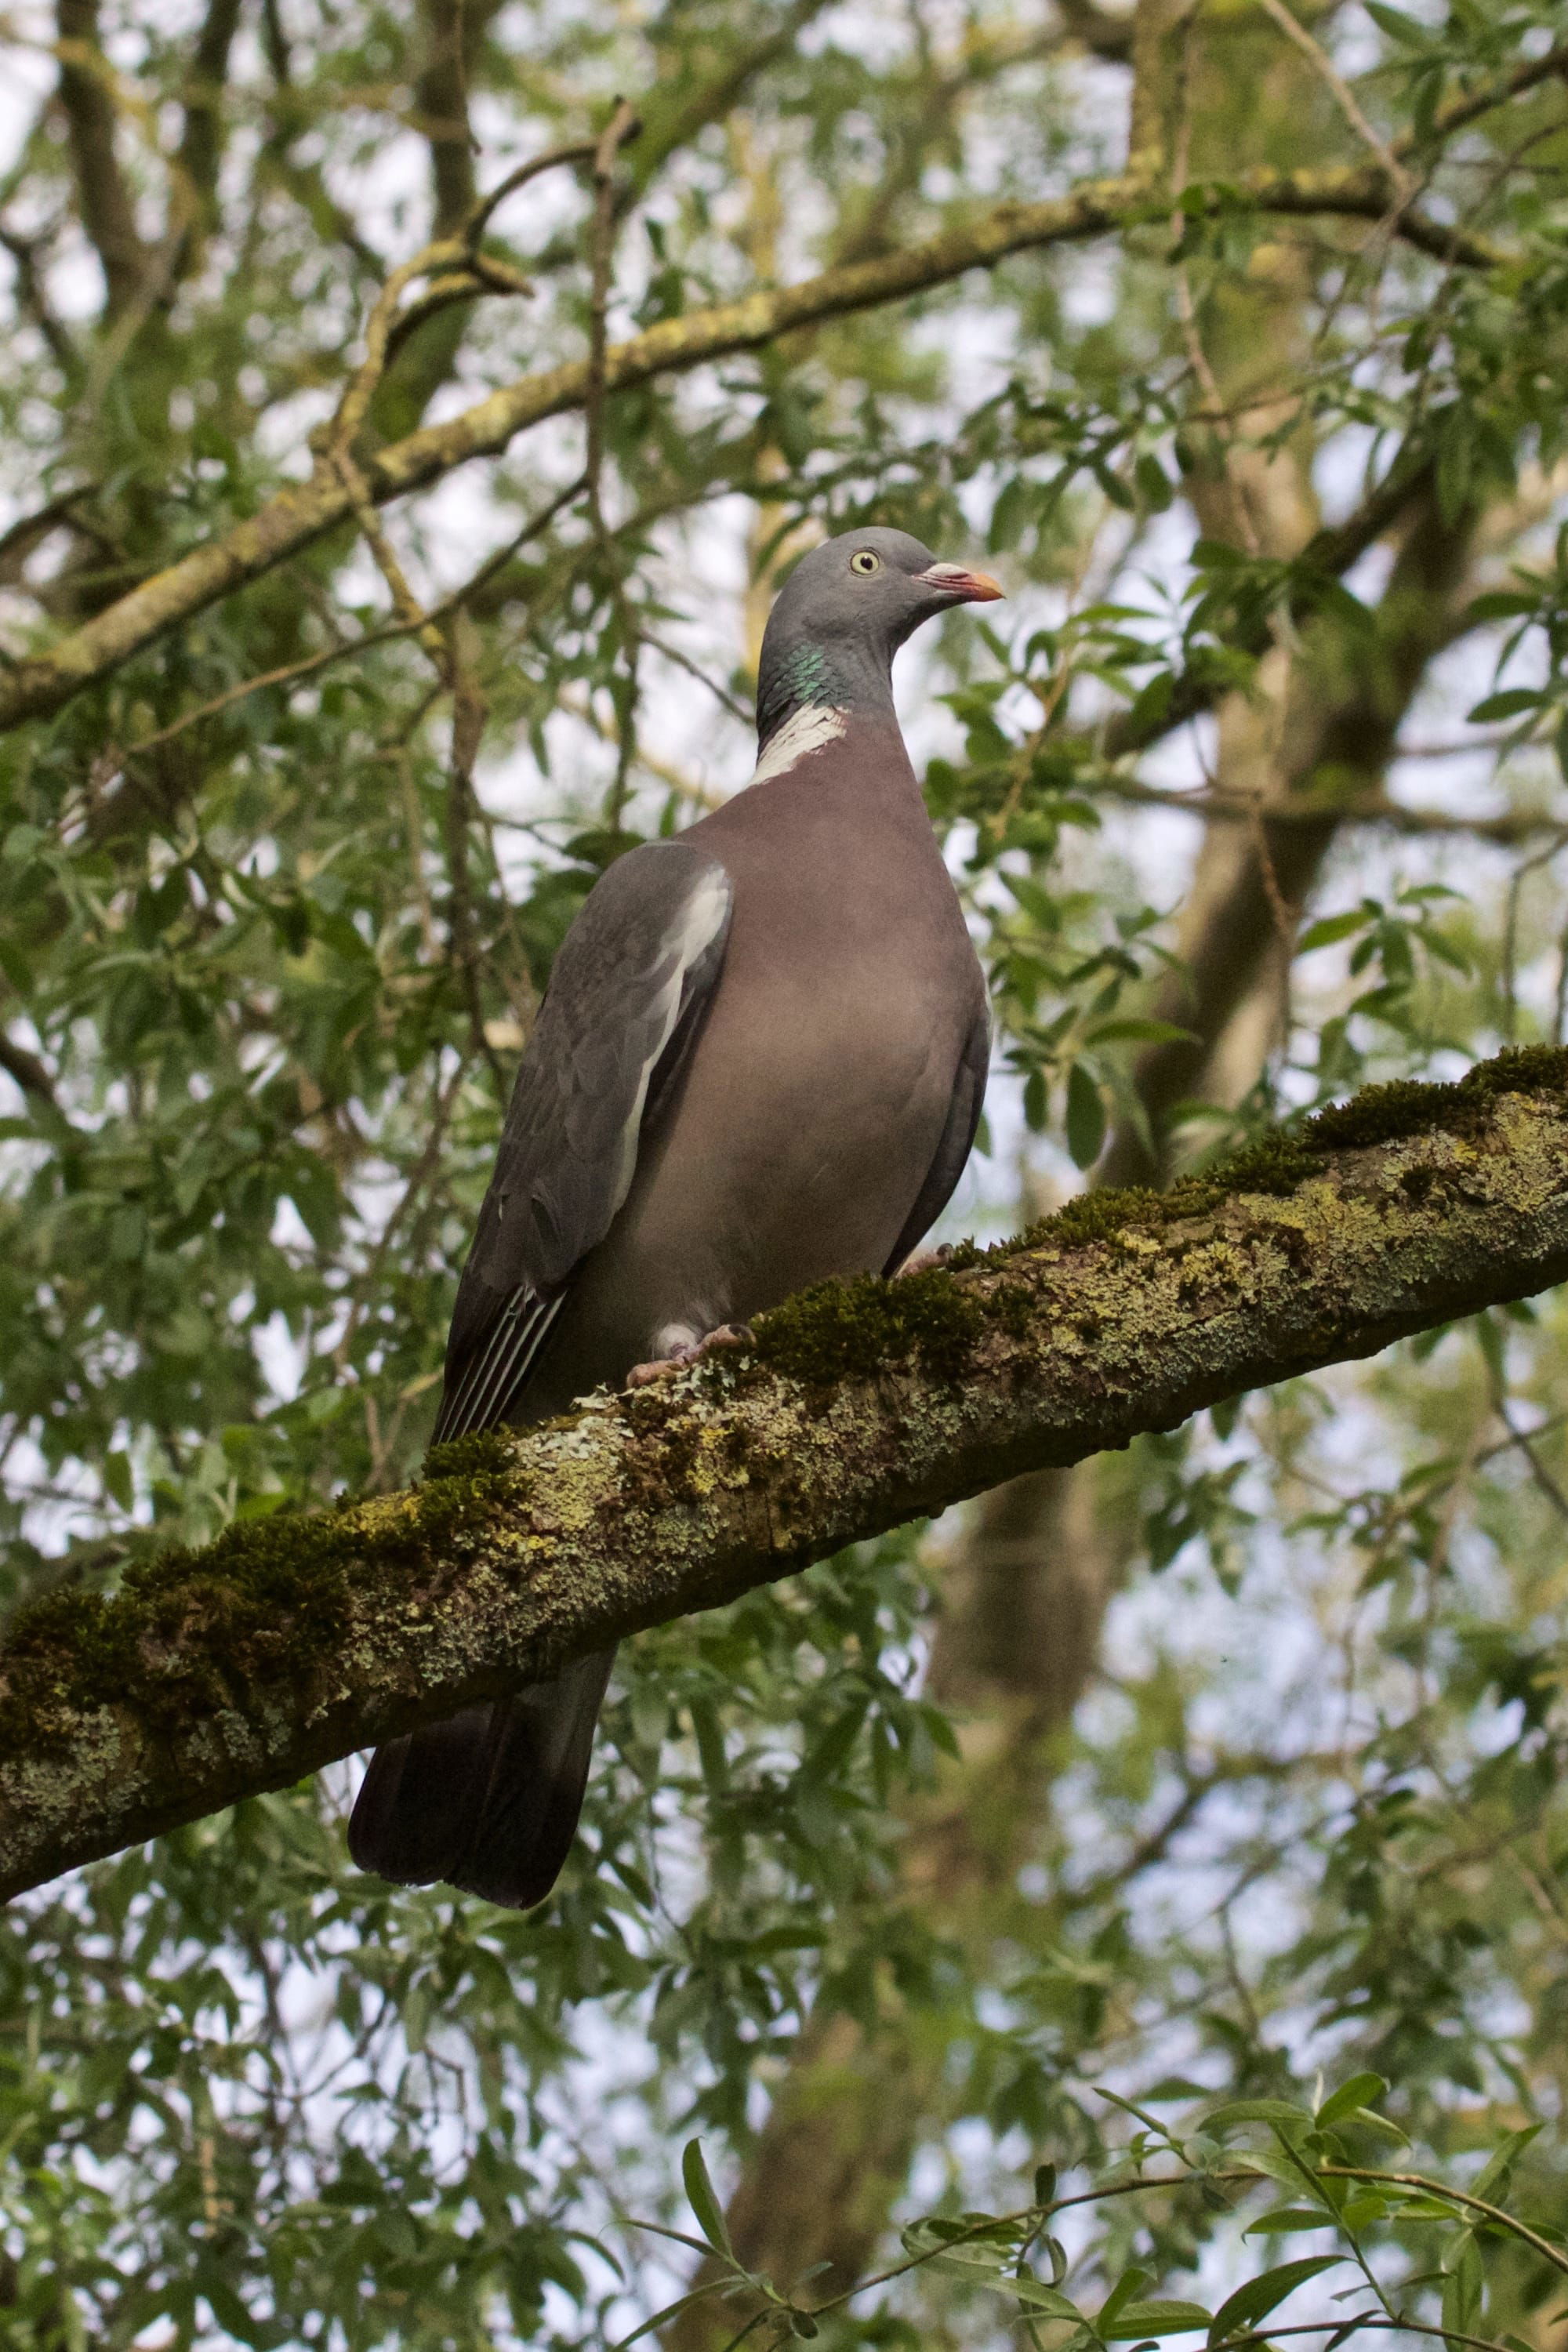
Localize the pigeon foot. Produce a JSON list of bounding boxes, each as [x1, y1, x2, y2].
[[626, 1323, 756, 1388], [895, 1243, 953, 1279]]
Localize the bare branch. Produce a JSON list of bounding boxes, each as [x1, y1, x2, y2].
[[413, 0, 478, 235], [1089, 772, 1558, 845], [466, 136, 598, 244], [0, 158, 1513, 738], [0, 481, 97, 587], [171, 0, 244, 254], [0, 218, 82, 379], [85, 473, 567, 794], [626, 0, 833, 191], [1394, 36, 1568, 158]]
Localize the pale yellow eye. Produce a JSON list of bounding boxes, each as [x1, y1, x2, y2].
[[850, 549, 882, 576]]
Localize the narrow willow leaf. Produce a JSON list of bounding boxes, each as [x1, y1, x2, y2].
[[682, 2138, 734, 2259], [1208, 2256, 1345, 2346]]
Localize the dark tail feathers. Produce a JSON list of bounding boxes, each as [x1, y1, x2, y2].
[[348, 1648, 615, 1910]]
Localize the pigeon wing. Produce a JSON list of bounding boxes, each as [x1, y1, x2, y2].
[[433, 840, 732, 1443], [882, 1003, 990, 1276]]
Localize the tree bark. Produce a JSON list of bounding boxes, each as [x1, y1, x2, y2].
[[55, 0, 148, 320], [5, 1051, 1568, 1900]]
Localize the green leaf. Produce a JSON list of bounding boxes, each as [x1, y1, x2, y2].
[[1066, 1059, 1107, 1169], [1209, 2259, 1345, 2345], [1298, 910, 1370, 953], [1244, 2211, 1335, 2236], [1363, 5, 1432, 49], [1014, 2279, 1085, 2318], [1083, 1017, 1200, 1046], [1466, 689, 1544, 723], [1471, 2122, 1544, 2203], [682, 2139, 732, 2258], [1098, 2267, 1152, 2332], [1204, 2100, 1312, 2134], [1465, 591, 1541, 622], [926, 2242, 1011, 2280], [1341, 2109, 1410, 2150], [1107, 2302, 1213, 2338], [1135, 452, 1174, 512], [1315, 2074, 1388, 2128], [1192, 537, 1249, 570]]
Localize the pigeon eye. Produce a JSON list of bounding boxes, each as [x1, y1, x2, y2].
[[849, 549, 882, 576]]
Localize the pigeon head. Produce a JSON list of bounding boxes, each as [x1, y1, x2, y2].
[[756, 526, 1002, 750]]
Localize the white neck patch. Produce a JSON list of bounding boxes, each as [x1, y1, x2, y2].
[[749, 702, 847, 788]]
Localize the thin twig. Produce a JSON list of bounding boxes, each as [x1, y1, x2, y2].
[[331, 1058, 468, 1375], [441, 605, 507, 1092], [1257, 0, 1412, 200], [118, 475, 586, 758], [1168, 5, 1263, 559], [329, 451, 507, 1091], [1500, 827, 1568, 1041], [1491, 1395, 1568, 1526], [1085, 773, 1555, 846], [465, 133, 601, 244], [1392, 37, 1568, 161], [557, 683, 722, 809], [1318, 2167, 1568, 2280], [641, 628, 752, 726]]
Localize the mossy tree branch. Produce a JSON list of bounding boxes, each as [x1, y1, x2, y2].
[[5, 1051, 1568, 1903]]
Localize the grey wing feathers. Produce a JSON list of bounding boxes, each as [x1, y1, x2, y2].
[[882, 1004, 991, 1276], [433, 840, 732, 1444]]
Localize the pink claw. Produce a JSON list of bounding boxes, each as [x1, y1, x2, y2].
[[626, 1323, 756, 1389]]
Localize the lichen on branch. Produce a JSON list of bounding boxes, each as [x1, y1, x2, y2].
[[4, 1045, 1568, 1904]]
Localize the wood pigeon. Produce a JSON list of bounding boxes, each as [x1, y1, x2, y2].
[[349, 526, 1000, 1910]]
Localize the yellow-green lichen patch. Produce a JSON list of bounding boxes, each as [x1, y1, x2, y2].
[[1015, 1127, 1347, 1258], [952, 1047, 1568, 1270]]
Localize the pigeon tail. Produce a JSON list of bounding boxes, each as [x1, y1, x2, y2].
[[348, 1648, 616, 1910]]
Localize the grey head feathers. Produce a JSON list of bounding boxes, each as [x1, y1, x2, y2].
[[754, 526, 1001, 752]]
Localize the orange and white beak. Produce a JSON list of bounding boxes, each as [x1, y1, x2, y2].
[[915, 561, 1005, 603]]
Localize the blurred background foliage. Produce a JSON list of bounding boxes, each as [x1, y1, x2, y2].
[[2, 0, 1568, 2341]]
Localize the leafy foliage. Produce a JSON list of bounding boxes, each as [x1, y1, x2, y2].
[[2, 0, 1568, 2343]]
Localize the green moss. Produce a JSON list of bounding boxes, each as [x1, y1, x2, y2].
[[421, 1428, 519, 1487], [1302, 1044, 1568, 1150], [753, 1268, 986, 1387], [0, 1442, 532, 1762]]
